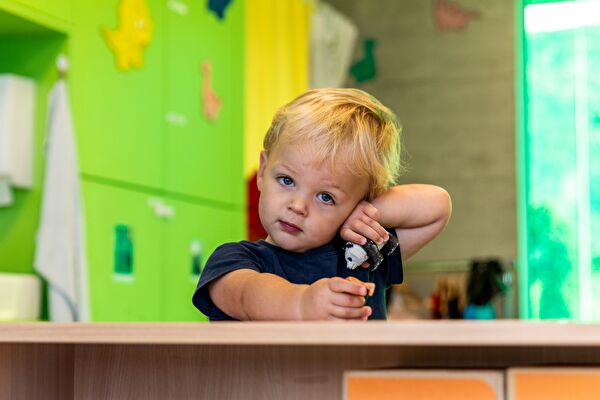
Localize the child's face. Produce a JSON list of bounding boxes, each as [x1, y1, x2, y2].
[[257, 142, 368, 252]]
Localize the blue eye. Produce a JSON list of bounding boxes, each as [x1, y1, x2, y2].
[[277, 176, 294, 186], [318, 192, 335, 204]]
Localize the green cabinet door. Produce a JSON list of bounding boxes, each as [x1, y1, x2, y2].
[[83, 180, 162, 321], [162, 0, 244, 205], [161, 199, 244, 321], [70, 0, 164, 188]]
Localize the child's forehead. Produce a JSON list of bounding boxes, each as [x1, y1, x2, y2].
[[272, 143, 368, 191], [272, 140, 351, 172]]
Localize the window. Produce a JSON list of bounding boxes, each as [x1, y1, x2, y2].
[[518, 0, 600, 320]]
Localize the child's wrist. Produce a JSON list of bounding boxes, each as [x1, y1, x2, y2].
[[295, 284, 311, 321]]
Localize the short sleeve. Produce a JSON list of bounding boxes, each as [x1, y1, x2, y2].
[[192, 243, 262, 320]]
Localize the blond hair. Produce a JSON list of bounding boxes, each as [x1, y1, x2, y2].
[[263, 88, 403, 200]]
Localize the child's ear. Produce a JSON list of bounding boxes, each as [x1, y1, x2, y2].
[[257, 151, 268, 192]]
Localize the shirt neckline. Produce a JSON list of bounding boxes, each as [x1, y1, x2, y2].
[[257, 239, 339, 258]]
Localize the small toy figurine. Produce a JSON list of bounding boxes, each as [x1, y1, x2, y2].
[[346, 276, 375, 297], [344, 234, 399, 271]]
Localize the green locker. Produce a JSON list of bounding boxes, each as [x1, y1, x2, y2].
[[83, 180, 244, 322], [73, 1, 246, 321], [162, 0, 244, 204], [160, 198, 244, 321], [83, 180, 162, 321], [70, 0, 164, 188]]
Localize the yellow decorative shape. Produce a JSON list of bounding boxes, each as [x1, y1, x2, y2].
[[102, 0, 154, 71]]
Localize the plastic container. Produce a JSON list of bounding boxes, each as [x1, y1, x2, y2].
[[0, 272, 40, 321]]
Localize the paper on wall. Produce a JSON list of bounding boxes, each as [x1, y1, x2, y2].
[[0, 74, 35, 207], [310, 2, 358, 88]]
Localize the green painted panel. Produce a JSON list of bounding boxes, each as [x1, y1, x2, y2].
[[70, 0, 164, 188], [0, 0, 71, 33], [161, 199, 244, 321], [162, 0, 244, 205], [12, 0, 72, 24], [0, 7, 58, 34], [0, 35, 65, 274], [83, 180, 162, 321]]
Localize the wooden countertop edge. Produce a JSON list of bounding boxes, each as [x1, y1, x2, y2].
[[0, 321, 599, 346]]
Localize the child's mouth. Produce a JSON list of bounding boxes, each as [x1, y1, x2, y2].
[[278, 220, 302, 234]]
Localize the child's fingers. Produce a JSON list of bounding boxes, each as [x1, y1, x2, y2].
[[359, 201, 381, 221], [343, 218, 388, 245], [339, 226, 367, 245], [359, 222, 387, 245], [329, 305, 371, 320], [331, 292, 366, 308], [359, 216, 389, 243], [329, 277, 367, 296]]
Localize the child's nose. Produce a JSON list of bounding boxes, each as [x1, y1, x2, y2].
[[287, 196, 308, 215]]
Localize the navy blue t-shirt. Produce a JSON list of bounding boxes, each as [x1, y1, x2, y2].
[[192, 230, 403, 320]]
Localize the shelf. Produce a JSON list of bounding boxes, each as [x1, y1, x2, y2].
[[2, 320, 600, 346], [0, 1, 71, 35]]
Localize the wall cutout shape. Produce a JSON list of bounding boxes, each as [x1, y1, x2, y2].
[[207, 0, 233, 21], [201, 61, 222, 122], [114, 224, 134, 276], [102, 0, 154, 71], [433, 0, 481, 32], [350, 38, 377, 83]]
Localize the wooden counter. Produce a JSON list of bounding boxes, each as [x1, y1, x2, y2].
[[2, 321, 600, 399]]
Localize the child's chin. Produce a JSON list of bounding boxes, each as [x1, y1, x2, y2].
[[273, 237, 309, 253]]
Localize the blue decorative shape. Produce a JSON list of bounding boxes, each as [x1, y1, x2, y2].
[[207, 0, 232, 20]]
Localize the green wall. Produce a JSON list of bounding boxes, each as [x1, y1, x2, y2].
[[0, 0, 245, 321]]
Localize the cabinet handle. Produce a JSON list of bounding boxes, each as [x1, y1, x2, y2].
[[148, 198, 176, 220], [167, 0, 189, 15], [165, 111, 188, 126]]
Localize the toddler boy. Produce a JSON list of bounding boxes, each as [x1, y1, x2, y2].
[[193, 88, 451, 320]]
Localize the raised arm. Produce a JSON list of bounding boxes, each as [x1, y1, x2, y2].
[[370, 184, 452, 261], [208, 269, 371, 321]]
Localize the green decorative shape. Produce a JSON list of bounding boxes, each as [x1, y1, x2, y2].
[[114, 224, 134, 275], [350, 38, 377, 83]]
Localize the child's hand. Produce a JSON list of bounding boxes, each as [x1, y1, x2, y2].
[[299, 277, 372, 320], [340, 200, 389, 246]]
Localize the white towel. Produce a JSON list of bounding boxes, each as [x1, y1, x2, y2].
[[0, 74, 35, 207], [34, 79, 90, 322], [310, 2, 358, 88]]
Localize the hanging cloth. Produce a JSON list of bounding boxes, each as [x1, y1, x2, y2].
[[310, 1, 358, 88], [34, 77, 90, 322]]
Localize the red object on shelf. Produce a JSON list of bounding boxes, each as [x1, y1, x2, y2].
[[247, 172, 267, 242]]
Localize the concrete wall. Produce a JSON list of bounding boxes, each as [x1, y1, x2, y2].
[[328, 0, 517, 263]]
